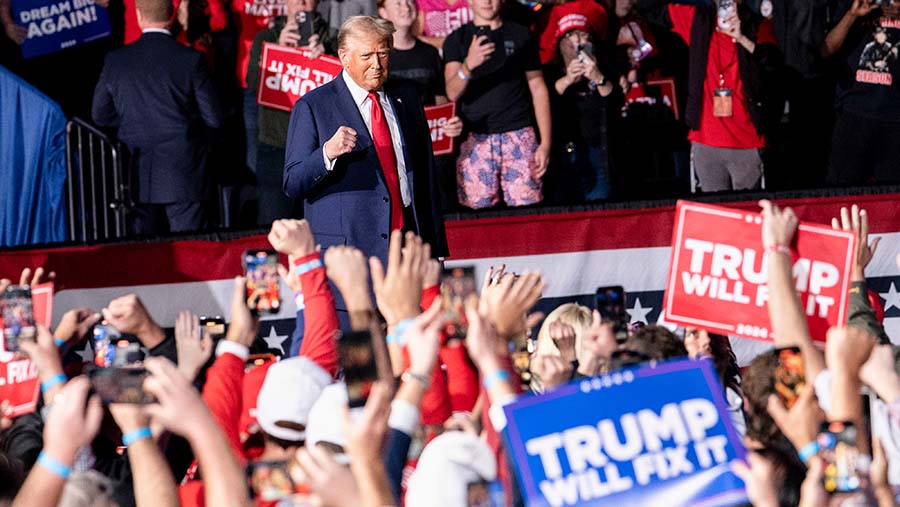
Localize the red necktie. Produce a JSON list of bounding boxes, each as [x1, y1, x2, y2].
[[368, 91, 404, 232]]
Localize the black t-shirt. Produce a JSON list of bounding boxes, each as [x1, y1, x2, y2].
[[543, 64, 609, 145], [387, 39, 445, 106], [834, 9, 900, 119], [443, 21, 541, 134]]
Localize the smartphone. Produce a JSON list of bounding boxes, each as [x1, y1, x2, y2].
[[112, 340, 144, 367], [93, 323, 122, 368], [474, 25, 491, 40], [717, 0, 736, 30], [88, 367, 156, 404], [338, 330, 383, 408], [819, 421, 862, 493], [200, 316, 226, 339], [247, 460, 309, 501], [244, 250, 281, 314], [2, 285, 36, 353], [576, 42, 594, 62], [440, 266, 477, 341], [595, 286, 628, 343], [294, 11, 314, 44], [773, 346, 805, 409]]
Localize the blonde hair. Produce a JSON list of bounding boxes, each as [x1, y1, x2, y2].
[[338, 16, 395, 50], [530, 303, 592, 392]]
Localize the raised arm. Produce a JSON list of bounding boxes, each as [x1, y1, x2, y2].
[[760, 200, 825, 381], [822, 0, 876, 58], [109, 405, 179, 507]]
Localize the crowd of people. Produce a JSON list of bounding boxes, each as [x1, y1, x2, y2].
[[2, 0, 899, 235], [0, 201, 895, 506]]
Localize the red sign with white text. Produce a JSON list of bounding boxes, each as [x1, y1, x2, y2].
[[424, 103, 456, 155], [0, 356, 39, 417], [663, 201, 856, 342], [32, 282, 53, 328], [257, 43, 343, 112]]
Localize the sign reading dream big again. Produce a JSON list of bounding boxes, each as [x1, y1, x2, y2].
[[12, 0, 110, 58], [503, 358, 748, 507]]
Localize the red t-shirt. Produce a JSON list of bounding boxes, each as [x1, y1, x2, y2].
[[668, 4, 774, 149], [233, 0, 287, 88]]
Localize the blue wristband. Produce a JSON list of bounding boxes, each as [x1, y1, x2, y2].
[[395, 318, 415, 337], [386, 333, 401, 345], [483, 370, 510, 390], [122, 427, 153, 446], [294, 259, 323, 276], [40, 373, 67, 394], [38, 451, 71, 479], [798, 440, 820, 463]]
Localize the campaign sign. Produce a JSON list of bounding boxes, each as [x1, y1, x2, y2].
[[663, 201, 855, 342], [0, 355, 39, 417], [12, 0, 110, 59], [32, 282, 54, 328], [424, 103, 456, 155], [504, 359, 748, 507], [257, 43, 343, 112]]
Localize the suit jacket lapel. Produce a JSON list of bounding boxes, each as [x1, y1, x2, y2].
[[331, 76, 372, 151]]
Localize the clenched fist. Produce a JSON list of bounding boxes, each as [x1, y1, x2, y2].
[[324, 126, 357, 161]]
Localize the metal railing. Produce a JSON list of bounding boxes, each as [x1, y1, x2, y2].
[[65, 118, 131, 242]]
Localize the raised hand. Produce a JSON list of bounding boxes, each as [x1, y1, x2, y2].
[[225, 277, 258, 348], [530, 355, 573, 391], [174, 310, 213, 382], [831, 204, 880, 281], [53, 309, 101, 349], [480, 270, 544, 340], [42, 377, 104, 463], [324, 126, 358, 160], [548, 321, 577, 362], [268, 219, 316, 258], [324, 246, 372, 311], [759, 199, 798, 251], [369, 231, 430, 326], [102, 294, 166, 349]]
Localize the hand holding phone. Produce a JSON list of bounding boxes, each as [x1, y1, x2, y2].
[[244, 250, 282, 314], [89, 367, 156, 405], [338, 330, 390, 408], [818, 421, 864, 493]]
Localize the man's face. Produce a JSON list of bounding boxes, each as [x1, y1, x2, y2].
[[339, 34, 391, 91], [379, 0, 417, 30], [468, 0, 502, 22]]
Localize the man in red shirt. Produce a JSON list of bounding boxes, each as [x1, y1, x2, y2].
[[667, 0, 779, 192]]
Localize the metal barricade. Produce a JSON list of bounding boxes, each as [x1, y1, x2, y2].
[[65, 118, 131, 242]]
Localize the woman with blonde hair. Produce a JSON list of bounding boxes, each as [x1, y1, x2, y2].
[[529, 303, 592, 393]]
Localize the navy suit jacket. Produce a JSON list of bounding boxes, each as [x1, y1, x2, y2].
[[283, 74, 448, 266], [92, 32, 222, 204]]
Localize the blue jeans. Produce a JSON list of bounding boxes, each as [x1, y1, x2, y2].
[[562, 142, 610, 202], [242, 87, 259, 173]]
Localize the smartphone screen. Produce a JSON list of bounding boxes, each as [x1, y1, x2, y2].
[[200, 316, 226, 339], [773, 346, 805, 409], [247, 460, 309, 501], [93, 323, 122, 368], [440, 266, 477, 341], [88, 367, 156, 404], [595, 286, 628, 343], [244, 250, 281, 314], [819, 421, 862, 493], [339, 330, 380, 408], [246, 353, 277, 372], [2, 285, 36, 353]]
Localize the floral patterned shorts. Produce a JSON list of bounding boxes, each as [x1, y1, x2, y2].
[[456, 127, 543, 209]]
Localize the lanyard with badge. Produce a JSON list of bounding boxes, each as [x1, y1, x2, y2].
[[711, 33, 737, 118]]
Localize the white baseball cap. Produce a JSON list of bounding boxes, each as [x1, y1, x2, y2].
[[256, 357, 333, 442]]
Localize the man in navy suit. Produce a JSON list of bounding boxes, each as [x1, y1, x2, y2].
[[92, 0, 222, 235], [283, 15, 447, 268]]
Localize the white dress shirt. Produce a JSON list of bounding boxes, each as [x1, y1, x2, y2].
[[141, 28, 172, 35], [322, 70, 410, 206]]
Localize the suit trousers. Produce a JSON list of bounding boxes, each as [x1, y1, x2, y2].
[[130, 202, 205, 235]]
